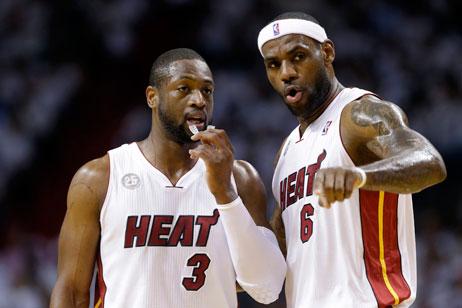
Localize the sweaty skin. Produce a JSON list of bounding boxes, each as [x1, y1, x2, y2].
[[262, 33, 446, 247], [50, 59, 270, 307]]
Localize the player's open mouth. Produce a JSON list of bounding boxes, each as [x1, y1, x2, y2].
[[186, 114, 206, 130], [284, 86, 304, 104]]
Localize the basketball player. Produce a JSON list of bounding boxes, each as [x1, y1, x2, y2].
[[50, 48, 286, 308], [257, 12, 447, 308]]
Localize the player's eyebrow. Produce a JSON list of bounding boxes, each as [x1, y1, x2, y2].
[[173, 74, 214, 85], [285, 43, 310, 54], [264, 56, 278, 63], [264, 43, 311, 61]]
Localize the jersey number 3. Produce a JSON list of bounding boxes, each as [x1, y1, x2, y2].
[[300, 203, 314, 243], [182, 253, 211, 291]]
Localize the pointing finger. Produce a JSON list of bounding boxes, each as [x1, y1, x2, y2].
[[314, 170, 324, 196]]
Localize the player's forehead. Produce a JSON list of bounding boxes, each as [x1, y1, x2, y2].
[[262, 34, 317, 59], [166, 59, 213, 85]]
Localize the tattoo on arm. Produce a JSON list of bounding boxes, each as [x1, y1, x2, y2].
[[351, 96, 406, 134], [348, 97, 446, 193]]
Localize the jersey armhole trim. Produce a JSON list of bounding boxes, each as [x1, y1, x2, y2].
[[99, 152, 113, 229], [272, 137, 291, 202]]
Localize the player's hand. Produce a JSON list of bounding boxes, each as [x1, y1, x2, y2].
[[189, 127, 238, 204], [313, 167, 364, 208]]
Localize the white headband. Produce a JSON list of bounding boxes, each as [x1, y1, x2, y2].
[[257, 19, 328, 56]]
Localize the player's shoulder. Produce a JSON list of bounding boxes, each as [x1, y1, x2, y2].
[[342, 94, 409, 136], [232, 160, 266, 198], [73, 154, 109, 184], [233, 160, 261, 185], [69, 154, 110, 207]]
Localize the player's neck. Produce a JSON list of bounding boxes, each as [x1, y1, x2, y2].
[[298, 78, 344, 135], [138, 131, 198, 185]]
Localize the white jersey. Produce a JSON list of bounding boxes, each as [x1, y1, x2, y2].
[[95, 143, 237, 308], [272, 88, 416, 308]]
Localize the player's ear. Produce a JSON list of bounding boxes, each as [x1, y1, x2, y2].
[[321, 40, 335, 65], [146, 85, 159, 109]]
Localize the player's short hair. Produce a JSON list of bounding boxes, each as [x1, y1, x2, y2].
[[272, 11, 320, 25], [149, 48, 206, 87]]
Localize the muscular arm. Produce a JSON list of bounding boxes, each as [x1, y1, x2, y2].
[[50, 156, 109, 308], [232, 161, 272, 292], [190, 128, 286, 304], [314, 95, 446, 207], [341, 95, 446, 193], [232, 160, 271, 228], [220, 160, 285, 303]]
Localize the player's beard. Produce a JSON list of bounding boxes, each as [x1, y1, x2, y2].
[[286, 66, 331, 119], [158, 106, 192, 145]]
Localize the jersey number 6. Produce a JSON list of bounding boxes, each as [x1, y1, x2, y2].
[[182, 253, 211, 291], [300, 203, 314, 243]]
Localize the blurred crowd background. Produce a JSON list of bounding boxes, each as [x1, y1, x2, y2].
[[0, 0, 461, 307]]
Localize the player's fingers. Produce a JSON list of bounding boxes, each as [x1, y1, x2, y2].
[[191, 128, 228, 147], [191, 130, 211, 143], [323, 171, 336, 204], [318, 194, 331, 209], [190, 142, 232, 167], [334, 169, 346, 202], [190, 128, 220, 147], [204, 128, 234, 151], [313, 170, 325, 196], [315, 170, 333, 208], [189, 144, 215, 160], [189, 145, 206, 159], [217, 130, 234, 153], [344, 171, 357, 199]]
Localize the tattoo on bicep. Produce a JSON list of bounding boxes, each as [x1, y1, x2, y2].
[[365, 139, 386, 157], [351, 99, 404, 136]]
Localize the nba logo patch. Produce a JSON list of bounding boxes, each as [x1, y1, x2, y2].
[[273, 23, 280, 36], [322, 121, 332, 135]]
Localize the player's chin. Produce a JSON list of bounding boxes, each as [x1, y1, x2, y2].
[[286, 103, 308, 118], [176, 125, 195, 142]]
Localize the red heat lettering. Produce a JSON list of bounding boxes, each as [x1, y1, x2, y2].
[[168, 215, 194, 246], [124, 215, 151, 248], [195, 209, 220, 246], [280, 178, 287, 210], [279, 149, 327, 212], [124, 210, 220, 248], [148, 216, 173, 246], [286, 172, 297, 207]]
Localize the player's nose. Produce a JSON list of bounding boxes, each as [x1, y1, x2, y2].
[[188, 89, 206, 108], [280, 60, 298, 83]]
